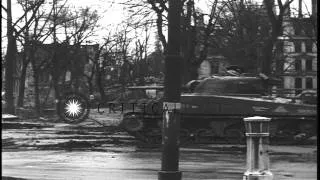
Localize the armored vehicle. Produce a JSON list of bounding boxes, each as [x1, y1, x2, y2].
[[120, 75, 317, 144]]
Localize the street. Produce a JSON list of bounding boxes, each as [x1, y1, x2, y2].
[[2, 0, 318, 179], [2, 109, 317, 180]]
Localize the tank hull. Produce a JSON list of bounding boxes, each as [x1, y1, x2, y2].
[[120, 94, 317, 144]]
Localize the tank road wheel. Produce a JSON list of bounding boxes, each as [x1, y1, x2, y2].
[[121, 114, 144, 132], [145, 128, 162, 144], [57, 92, 90, 124], [299, 122, 315, 135], [121, 114, 149, 143], [147, 135, 162, 144], [143, 119, 163, 144], [294, 122, 316, 141], [275, 124, 297, 142], [224, 127, 245, 144], [145, 128, 190, 145], [195, 129, 216, 144]]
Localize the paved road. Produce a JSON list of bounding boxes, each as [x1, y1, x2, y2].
[[2, 146, 317, 180], [2, 110, 317, 180]]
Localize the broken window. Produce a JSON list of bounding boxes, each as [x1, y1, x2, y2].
[[294, 58, 301, 71], [294, 41, 301, 52], [295, 77, 302, 95], [306, 77, 313, 89], [305, 40, 313, 52], [306, 58, 313, 71]]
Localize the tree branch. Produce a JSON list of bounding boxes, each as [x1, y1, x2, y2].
[[14, 0, 45, 37], [1, 4, 7, 12]]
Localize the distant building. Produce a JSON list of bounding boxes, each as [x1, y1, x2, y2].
[[276, 1, 317, 96], [198, 1, 317, 98], [198, 55, 230, 78], [18, 42, 99, 107]]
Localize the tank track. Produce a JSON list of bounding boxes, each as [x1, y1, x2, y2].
[[120, 113, 316, 145]]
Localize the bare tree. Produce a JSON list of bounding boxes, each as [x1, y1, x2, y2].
[[180, 0, 231, 82], [132, 22, 151, 85], [213, 0, 270, 73], [14, 0, 51, 108], [6, 0, 100, 115], [16, 0, 61, 115], [119, 0, 168, 53], [60, 7, 100, 92], [82, 44, 99, 95], [2, 0, 44, 113], [94, 30, 127, 101], [27, 5, 56, 116], [121, 0, 237, 83], [115, 26, 134, 87], [262, 0, 294, 75], [45, 4, 100, 99]]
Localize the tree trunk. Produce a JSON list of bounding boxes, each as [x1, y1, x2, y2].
[[261, 40, 274, 75], [261, 38, 277, 93], [17, 61, 29, 107], [138, 60, 145, 85], [262, 0, 293, 76], [274, 42, 284, 76], [88, 80, 93, 94], [181, 1, 198, 84], [42, 81, 53, 107], [50, 50, 62, 100], [52, 76, 60, 99], [96, 65, 106, 101], [261, 28, 279, 76], [32, 66, 41, 117], [156, 13, 167, 53], [5, 0, 15, 114]]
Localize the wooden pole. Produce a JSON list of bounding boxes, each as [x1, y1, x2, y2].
[[158, 0, 183, 179]]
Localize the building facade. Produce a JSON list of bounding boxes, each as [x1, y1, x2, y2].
[[277, 2, 317, 96]]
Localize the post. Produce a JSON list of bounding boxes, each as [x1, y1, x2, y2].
[[243, 116, 273, 180], [158, 0, 183, 180]]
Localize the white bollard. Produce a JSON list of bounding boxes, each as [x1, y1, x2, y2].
[[243, 116, 273, 180]]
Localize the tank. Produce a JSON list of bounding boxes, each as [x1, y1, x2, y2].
[[119, 75, 317, 144], [117, 85, 165, 143]]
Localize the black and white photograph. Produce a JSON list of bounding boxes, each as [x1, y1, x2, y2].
[[1, 0, 317, 179]]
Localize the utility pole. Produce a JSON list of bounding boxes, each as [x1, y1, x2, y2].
[[5, 0, 15, 114], [158, 0, 183, 180]]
